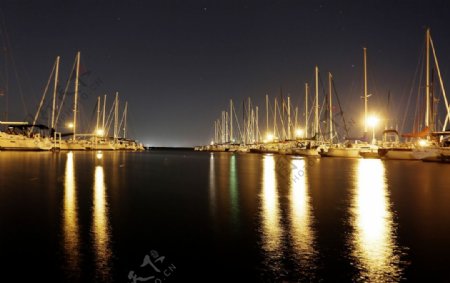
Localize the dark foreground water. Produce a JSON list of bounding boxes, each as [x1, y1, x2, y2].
[[1, 150, 450, 282]]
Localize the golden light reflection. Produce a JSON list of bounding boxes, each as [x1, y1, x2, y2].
[[92, 165, 112, 280], [229, 154, 239, 227], [351, 159, 403, 281], [261, 155, 282, 255], [290, 159, 316, 265], [209, 153, 216, 218], [63, 151, 80, 273]]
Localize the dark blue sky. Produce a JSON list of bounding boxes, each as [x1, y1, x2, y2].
[[1, 0, 450, 146]]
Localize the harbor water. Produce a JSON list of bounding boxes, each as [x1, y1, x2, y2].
[[1, 150, 449, 282]]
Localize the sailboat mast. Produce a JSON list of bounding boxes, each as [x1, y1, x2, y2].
[[256, 106, 259, 143], [329, 72, 333, 142], [266, 94, 269, 135], [305, 83, 308, 138], [51, 56, 60, 130], [123, 101, 128, 138], [230, 100, 233, 143], [363, 47, 368, 134], [96, 96, 100, 133], [295, 107, 298, 132], [102, 94, 106, 134], [274, 98, 277, 138], [287, 96, 291, 140], [73, 51, 80, 141], [425, 28, 430, 129], [315, 66, 319, 136], [114, 92, 119, 141]]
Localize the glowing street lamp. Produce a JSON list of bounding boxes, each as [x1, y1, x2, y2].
[[367, 116, 379, 144], [67, 122, 74, 129], [265, 133, 274, 143], [295, 128, 304, 139], [96, 128, 105, 137]]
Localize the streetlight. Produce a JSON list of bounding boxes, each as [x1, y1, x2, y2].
[[295, 128, 304, 139], [96, 128, 104, 137], [67, 122, 74, 129], [265, 133, 274, 143], [367, 116, 379, 144]]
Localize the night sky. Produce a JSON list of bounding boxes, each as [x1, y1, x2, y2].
[[1, 0, 450, 146]]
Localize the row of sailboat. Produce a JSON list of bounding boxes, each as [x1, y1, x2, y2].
[[0, 52, 144, 151], [195, 29, 450, 162]]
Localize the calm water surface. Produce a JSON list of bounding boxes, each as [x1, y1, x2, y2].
[[1, 150, 450, 282]]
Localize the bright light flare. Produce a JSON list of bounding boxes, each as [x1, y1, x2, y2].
[[367, 116, 379, 128], [295, 128, 304, 138], [418, 139, 429, 147], [265, 133, 274, 143], [67, 122, 74, 129], [96, 129, 104, 136]]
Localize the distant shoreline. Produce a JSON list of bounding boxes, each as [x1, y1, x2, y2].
[[145, 147, 194, 151]]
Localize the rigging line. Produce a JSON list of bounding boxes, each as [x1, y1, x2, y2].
[[332, 77, 349, 138], [29, 61, 57, 134], [232, 102, 243, 143], [55, 57, 77, 129], [401, 43, 424, 134], [105, 96, 116, 136], [430, 37, 450, 131]]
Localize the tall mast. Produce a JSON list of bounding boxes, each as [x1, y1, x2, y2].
[[96, 96, 100, 134], [363, 47, 368, 134], [274, 98, 277, 139], [114, 92, 119, 141], [287, 96, 291, 140], [51, 56, 60, 130], [315, 66, 319, 136], [248, 97, 251, 143], [123, 101, 128, 138], [73, 51, 80, 141], [224, 111, 228, 143], [266, 94, 269, 135], [242, 100, 246, 144], [305, 83, 308, 138], [256, 106, 259, 143], [295, 106, 298, 132], [329, 72, 333, 142], [230, 100, 233, 143], [425, 28, 430, 129], [102, 94, 106, 134]]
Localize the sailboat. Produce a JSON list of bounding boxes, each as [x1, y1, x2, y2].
[[320, 49, 372, 158], [293, 66, 324, 157], [0, 122, 53, 150], [0, 56, 58, 151], [380, 28, 450, 160], [57, 52, 86, 150]]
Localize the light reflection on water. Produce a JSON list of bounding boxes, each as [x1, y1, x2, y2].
[[260, 155, 283, 269], [229, 154, 239, 227], [63, 152, 80, 275], [290, 158, 317, 276], [92, 165, 112, 281], [351, 159, 404, 282], [209, 153, 216, 219]]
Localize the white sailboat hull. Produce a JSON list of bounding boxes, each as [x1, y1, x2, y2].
[[320, 147, 361, 158], [0, 132, 52, 151]]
